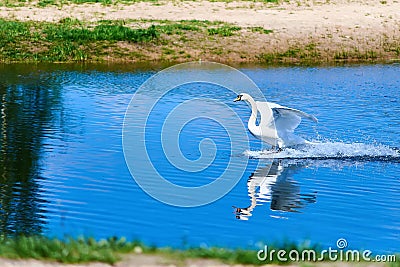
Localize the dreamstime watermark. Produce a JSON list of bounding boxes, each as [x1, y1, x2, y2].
[[257, 238, 397, 262], [122, 61, 275, 207]]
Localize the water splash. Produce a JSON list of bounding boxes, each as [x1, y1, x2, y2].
[[245, 142, 400, 160]]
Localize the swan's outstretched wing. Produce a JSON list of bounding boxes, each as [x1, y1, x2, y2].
[[256, 101, 318, 129], [273, 109, 302, 133], [269, 102, 317, 131], [254, 101, 317, 147], [270, 103, 318, 123]]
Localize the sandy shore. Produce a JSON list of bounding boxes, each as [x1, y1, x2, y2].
[[1, 0, 400, 63]]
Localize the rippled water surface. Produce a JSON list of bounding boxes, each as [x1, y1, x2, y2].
[[0, 63, 399, 254]]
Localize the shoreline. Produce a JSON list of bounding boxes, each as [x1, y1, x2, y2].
[[0, 236, 396, 267], [0, 257, 392, 267], [1, 0, 400, 64]]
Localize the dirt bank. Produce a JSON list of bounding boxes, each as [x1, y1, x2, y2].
[[1, 0, 399, 63]]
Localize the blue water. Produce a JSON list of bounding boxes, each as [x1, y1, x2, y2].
[[0, 63, 399, 254]]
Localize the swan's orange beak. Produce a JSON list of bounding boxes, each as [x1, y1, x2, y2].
[[233, 95, 241, 102]]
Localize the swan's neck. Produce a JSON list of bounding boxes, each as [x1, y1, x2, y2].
[[245, 97, 259, 135]]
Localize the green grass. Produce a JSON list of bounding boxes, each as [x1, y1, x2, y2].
[[257, 44, 321, 64], [43, 21, 158, 42], [250, 26, 273, 34], [333, 49, 379, 61], [151, 19, 232, 35], [0, 18, 160, 44], [164, 241, 323, 265], [0, 235, 320, 265], [70, 0, 113, 4], [389, 258, 400, 267], [0, 18, 247, 62], [37, 0, 57, 7], [0, 0, 27, 7], [155, 22, 201, 35], [207, 25, 241, 36], [0, 235, 398, 265], [0, 236, 142, 264], [0, 18, 159, 62]]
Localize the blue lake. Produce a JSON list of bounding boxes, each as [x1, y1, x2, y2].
[[0, 63, 399, 254]]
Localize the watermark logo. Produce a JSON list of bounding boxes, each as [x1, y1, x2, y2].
[[336, 238, 347, 249], [257, 238, 397, 262], [122, 61, 273, 207]]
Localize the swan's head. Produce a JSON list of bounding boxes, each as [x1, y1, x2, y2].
[[233, 93, 252, 102]]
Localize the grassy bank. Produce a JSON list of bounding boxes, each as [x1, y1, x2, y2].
[[0, 236, 398, 266], [1, 17, 399, 64], [0, 18, 159, 62], [0, 18, 266, 62], [0, 235, 312, 265]]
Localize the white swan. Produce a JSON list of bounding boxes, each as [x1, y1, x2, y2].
[[234, 93, 318, 149]]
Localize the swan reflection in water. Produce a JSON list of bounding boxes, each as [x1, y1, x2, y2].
[[234, 160, 317, 220]]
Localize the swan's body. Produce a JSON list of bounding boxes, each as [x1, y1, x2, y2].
[[234, 93, 318, 148]]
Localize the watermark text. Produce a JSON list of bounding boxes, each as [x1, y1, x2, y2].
[[257, 238, 397, 263]]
